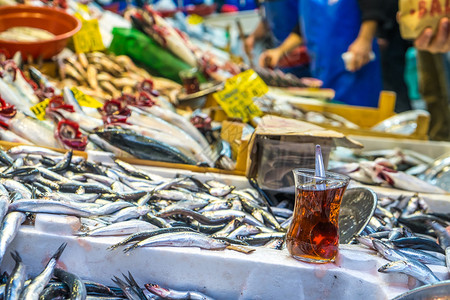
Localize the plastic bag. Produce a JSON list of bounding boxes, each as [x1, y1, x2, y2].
[[109, 27, 191, 83]]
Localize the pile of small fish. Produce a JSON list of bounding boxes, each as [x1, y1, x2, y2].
[[252, 67, 322, 89], [329, 148, 450, 193], [254, 95, 360, 129], [130, 7, 240, 82], [0, 58, 231, 168], [1, 244, 216, 299], [0, 27, 55, 42], [355, 193, 450, 288], [55, 51, 182, 103], [0, 145, 287, 265]]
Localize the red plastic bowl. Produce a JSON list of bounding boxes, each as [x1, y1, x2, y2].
[[0, 5, 81, 60]]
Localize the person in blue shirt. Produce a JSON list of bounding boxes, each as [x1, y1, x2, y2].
[[259, 0, 384, 107], [244, 0, 310, 77]]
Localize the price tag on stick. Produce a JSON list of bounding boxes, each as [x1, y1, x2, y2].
[[70, 87, 103, 108], [213, 70, 266, 122], [30, 98, 51, 120], [72, 13, 105, 53]]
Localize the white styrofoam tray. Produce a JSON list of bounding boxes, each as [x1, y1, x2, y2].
[[1, 214, 449, 300]]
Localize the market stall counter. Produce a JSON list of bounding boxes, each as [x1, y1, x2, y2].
[[2, 216, 448, 300]]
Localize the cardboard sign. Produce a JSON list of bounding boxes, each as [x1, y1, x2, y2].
[[399, 0, 450, 39]]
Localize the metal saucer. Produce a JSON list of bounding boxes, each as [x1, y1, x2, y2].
[[392, 280, 450, 299], [339, 187, 377, 244]]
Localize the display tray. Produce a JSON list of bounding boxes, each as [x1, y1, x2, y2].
[[0, 162, 449, 299], [270, 90, 430, 140], [0, 141, 246, 176], [1, 220, 449, 300]]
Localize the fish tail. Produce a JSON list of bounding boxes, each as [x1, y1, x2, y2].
[[122, 243, 139, 254], [10, 250, 21, 263], [52, 242, 67, 260]]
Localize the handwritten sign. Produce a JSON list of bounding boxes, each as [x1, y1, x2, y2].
[[30, 98, 51, 120], [71, 87, 103, 108], [213, 70, 266, 122], [72, 13, 105, 53]]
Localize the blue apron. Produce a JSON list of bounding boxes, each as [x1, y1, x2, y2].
[[300, 0, 382, 107], [263, 0, 299, 47]]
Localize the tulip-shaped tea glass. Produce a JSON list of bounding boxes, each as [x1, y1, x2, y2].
[[286, 168, 350, 263]]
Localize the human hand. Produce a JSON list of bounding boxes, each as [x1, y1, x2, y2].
[[258, 48, 283, 68], [244, 35, 255, 54], [346, 37, 373, 72], [414, 18, 450, 53], [377, 38, 389, 51]]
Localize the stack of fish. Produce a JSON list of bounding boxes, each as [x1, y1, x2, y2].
[[55, 52, 182, 103], [1, 245, 216, 299], [0, 145, 287, 266], [130, 7, 241, 82], [355, 193, 450, 290], [0, 146, 448, 296], [0, 59, 225, 167], [254, 95, 360, 129], [329, 148, 450, 193]]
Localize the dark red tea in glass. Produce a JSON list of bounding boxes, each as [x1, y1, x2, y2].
[[286, 168, 350, 263]]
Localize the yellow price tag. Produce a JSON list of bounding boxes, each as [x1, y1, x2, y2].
[[187, 14, 204, 25], [71, 87, 103, 108], [213, 70, 266, 122], [30, 98, 51, 120], [76, 3, 90, 13], [72, 18, 105, 53]]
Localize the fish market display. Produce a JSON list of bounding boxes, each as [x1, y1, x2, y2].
[[371, 110, 430, 135], [254, 95, 360, 129], [354, 192, 450, 291], [130, 7, 240, 81], [0, 146, 285, 261], [55, 52, 182, 103], [252, 67, 322, 88], [0, 245, 216, 299], [0, 27, 55, 42], [0, 59, 227, 167], [329, 148, 449, 194]]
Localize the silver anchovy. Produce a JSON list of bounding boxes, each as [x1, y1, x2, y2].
[[5, 251, 26, 300], [127, 232, 228, 251], [0, 212, 26, 263], [80, 220, 158, 236], [145, 283, 215, 300], [53, 268, 87, 300], [397, 248, 446, 266], [102, 206, 150, 223], [202, 210, 265, 227], [19, 243, 67, 300], [9, 200, 94, 217], [378, 260, 440, 285]]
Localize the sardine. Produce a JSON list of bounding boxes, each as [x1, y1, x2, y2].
[[94, 128, 197, 165]]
